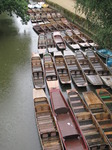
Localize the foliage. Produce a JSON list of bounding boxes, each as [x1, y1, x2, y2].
[[0, 0, 29, 23], [76, 0, 112, 49]]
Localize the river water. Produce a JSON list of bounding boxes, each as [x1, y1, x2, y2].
[[0, 13, 42, 150]]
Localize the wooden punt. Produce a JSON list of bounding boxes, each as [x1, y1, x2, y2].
[[53, 31, 66, 51], [46, 23, 58, 32], [83, 91, 109, 114], [39, 24, 52, 33], [51, 12, 57, 19], [52, 22, 64, 31], [69, 23, 81, 35], [96, 88, 112, 113], [46, 32, 57, 53], [43, 53, 59, 90], [33, 88, 63, 150], [66, 30, 90, 48], [61, 31, 80, 50], [46, 12, 52, 19], [54, 51, 71, 85], [64, 50, 87, 87], [61, 18, 71, 27], [56, 20, 71, 30], [56, 12, 63, 18], [94, 113, 112, 148], [76, 51, 103, 86], [76, 32, 98, 48], [36, 13, 42, 23], [50, 88, 88, 150], [30, 13, 37, 23], [38, 33, 47, 55], [67, 89, 109, 149], [31, 53, 45, 89], [41, 12, 47, 20], [86, 50, 112, 88], [33, 24, 44, 34]]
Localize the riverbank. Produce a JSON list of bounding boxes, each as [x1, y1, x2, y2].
[[46, 0, 101, 48], [47, 0, 86, 18]]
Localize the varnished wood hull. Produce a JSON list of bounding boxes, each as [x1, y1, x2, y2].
[[67, 89, 109, 150], [33, 88, 63, 150], [50, 88, 88, 150], [54, 51, 71, 85], [96, 88, 112, 113], [64, 50, 87, 87], [86, 50, 112, 87], [38, 33, 47, 55], [31, 53, 45, 89], [76, 51, 103, 86]]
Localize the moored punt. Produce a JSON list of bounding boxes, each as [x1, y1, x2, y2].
[[66, 30, 90, 48], [96, 88, 112, 113], [39, 24, 52, 33], [50, 88, 88, 150], [33, 88, 63, 150], [52, 22, 65, 31], [64, 50, 87, 87], [46, 23, 58, 32], [86, 50, 112, 88], [30, 13, 37, 23], [76, 51, 103, 86], [46, 12, 52, 19], [54, 51, 71, 85], [76, 32, 98, 48], [83, 91, 109, 114], [53, 31, 66, 51], [94, 113, 112, 148], [61, 31, 80, 50], [43, 53, 59, 90], [38, 33, 47, 56], [33, 24, 44, 34], [31, 53, 45, 89], [46, 32, 58, 53], [67, 89, 109, 150]]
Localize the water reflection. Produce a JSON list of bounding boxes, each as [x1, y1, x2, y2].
[[0, 13, 41, 150]]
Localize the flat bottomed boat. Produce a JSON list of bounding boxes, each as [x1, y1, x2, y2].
[[38, 33, 47, 55], [86, 50, 112, 88], [46, 32, 57, 53], [96, 88, 112, 113], [54, 51, 71, 85], [53, 31, 66, 51], [76, 51, 103, 86], [67, 89, 109, 149], [50, 88, 88, 150], [33, 88, 63, 150], [43, 53, 59, 89], [64, 50, 87, 87], [31, 53, 45, 88], [61, 31, 80, 50]]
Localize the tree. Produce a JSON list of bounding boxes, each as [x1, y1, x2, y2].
[[76, 0, 112, 49], [0, 0, 29, 23]]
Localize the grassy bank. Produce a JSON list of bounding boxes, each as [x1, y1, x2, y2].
[[46, 0, 104, 48]]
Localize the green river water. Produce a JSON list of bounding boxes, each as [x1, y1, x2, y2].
[[0, 13, 41, 150]]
